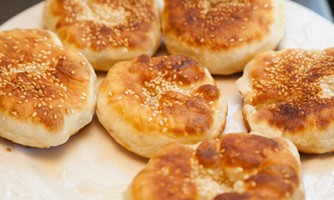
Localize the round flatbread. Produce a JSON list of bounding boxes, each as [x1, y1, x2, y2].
[[43, 0, 161, 71], [0, 29, 96, 148], [162, 0, 285, 75], [97, 54, 227, 158], [126, 133, 304, 200], [237, 48, 334, 153]]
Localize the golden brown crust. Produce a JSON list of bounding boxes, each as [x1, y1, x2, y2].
[[49, 0, 157, 50], [250, 49, 334, 131], [163, 0, 273, 50], [237, 48, 334, 153], [100, 54, 213, 135], [0, 29, 93, 131], [44, 0, 161, 70], [162, 0, 285, 75], [97, 54, 227, 157], [0, 30, 95, 146], [127, 133, 304, 200]]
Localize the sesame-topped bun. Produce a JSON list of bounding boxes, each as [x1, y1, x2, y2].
[[125, 133, 304, 200], [0, 29, 96, 148], [237, 48, 334, 154], [162, 0, 285, 75], [97, 54, 227, 158], [43, 0, 161, 71]]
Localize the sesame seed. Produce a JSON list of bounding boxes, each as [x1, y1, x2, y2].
[[229, 38, 235, 43], [250, 181, 256, 187]]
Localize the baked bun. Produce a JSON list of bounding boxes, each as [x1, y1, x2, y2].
[[162, 0, 285, 75], [97, 54, 227, 158], [237, 48, 334, 154], [43, 0, 161, 71], [126, 133, 304, 200], [0, 29, 96, 148]]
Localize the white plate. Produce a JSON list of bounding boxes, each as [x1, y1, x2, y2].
[[1, 1, 334, 199]]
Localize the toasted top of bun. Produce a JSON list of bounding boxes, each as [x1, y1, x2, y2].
[[237, 48, 334, 153], [43, 0, 161, 71], [162, 0, 285, 75], [97, 54, 227, 157], [0, 29, 96, 147], [126, 133, 304, 200]]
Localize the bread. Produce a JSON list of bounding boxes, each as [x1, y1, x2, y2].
[[125, 133, 304, 200], [162, 0, 285, 75], [43, 0, 161, 71], [237, 48, 334, 154], [97, 54, 227, 158], [0, 29, 96, 148]]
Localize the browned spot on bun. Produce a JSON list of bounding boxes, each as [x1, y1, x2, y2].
[[196, 84, 221, 101], [195, 138, 222, 168], [160, 92, 213, 135], [221, 134, 280, 169], [97, 54, 227, 157], [126, 133, 303, 200], [237, 48, 334, 153]]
